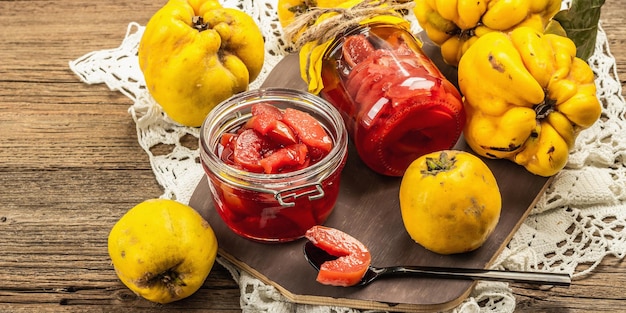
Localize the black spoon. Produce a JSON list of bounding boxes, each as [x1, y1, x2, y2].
[[303, 241, 572, 287]]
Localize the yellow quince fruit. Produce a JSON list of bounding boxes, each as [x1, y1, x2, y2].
[[399, 150, 501, 254], [107, 199, 218, 303], [139, 0, 265, 127]]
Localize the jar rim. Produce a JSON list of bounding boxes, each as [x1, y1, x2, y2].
[[199, 87, 348, 190], [323, 22, 415, 58]]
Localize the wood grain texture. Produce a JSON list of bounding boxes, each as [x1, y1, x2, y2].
[[0, 1, 625, 312]]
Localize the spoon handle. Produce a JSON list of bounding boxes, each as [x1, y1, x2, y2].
[[385, 266, 572, 286]]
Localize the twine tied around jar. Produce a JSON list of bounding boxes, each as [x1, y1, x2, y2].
[[283, 0, 415, 50]]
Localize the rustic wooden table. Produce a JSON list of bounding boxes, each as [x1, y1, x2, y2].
[[1, 1, 625, 312]]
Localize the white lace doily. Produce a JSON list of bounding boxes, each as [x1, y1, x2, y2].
[[69, 1, 626, 312]]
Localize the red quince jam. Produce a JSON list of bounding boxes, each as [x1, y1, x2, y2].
[[320, 26, 465, 176], [218, 103, 333, 174], [210, 102, 344, 242], [305, 225, 372, 287]]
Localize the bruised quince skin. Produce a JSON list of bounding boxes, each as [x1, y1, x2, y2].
[[139, 0, 265, 127], [107, 199, 218, 304]]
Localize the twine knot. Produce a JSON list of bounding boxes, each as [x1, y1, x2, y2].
[[283, 0, 415, 50]]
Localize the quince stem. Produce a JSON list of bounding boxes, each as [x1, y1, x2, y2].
[[160, 269, 187, 287], [534, 91, 556, 120], [422, 151, 456, 175], [192, 16, 209, 32]]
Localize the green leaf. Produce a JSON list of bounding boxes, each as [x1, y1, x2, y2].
[[552, 0, 605, 61]]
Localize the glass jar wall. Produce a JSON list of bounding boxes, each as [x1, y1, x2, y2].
[[319, 23, 465, 176], [199, 88, 348, 243]]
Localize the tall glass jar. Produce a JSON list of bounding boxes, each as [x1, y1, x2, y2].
[[319, 23, 465, 176], [199, 88, 348, 243]]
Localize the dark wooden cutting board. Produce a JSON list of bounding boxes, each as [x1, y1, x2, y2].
[[189, 36, 552, 312]]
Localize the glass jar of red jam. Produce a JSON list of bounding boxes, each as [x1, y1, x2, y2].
[[199, 88, 348, 243], [319, 23, 465, 176]]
